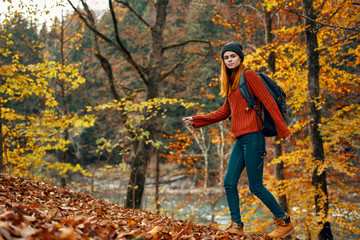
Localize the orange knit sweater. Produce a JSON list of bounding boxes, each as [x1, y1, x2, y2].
[[192, 69, 291, 139]]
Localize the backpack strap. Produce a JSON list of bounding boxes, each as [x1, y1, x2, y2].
[[239, 69, 265, 126], [239, 69, 257, 110], [226, 98, 231, 120]]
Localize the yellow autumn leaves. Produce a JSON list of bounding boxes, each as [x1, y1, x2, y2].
[[1, 32, 96, 179]]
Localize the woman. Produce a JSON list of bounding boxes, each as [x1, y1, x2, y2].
[[182, 42, 295, 239]]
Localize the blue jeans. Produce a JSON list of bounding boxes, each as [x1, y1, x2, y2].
[[223, 131, 285, 225]]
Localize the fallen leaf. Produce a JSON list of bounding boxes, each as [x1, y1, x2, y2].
[[59, 227, 77, 240]]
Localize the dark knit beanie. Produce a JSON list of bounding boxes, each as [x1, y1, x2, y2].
[[220, 42, 244, 61]]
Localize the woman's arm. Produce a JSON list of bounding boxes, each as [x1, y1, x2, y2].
[[183, 100, 231, 128]]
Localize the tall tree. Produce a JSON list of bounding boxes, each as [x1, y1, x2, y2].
[[301, 0, 333, 239], [67, 0, 210, 209], [264, 5, 288, 213], [0, 98, 3, 172]]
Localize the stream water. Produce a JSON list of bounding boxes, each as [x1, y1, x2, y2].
[[94, 188, 360, 239], [96, 188, 271, 228], [143, 193, 231, 226]]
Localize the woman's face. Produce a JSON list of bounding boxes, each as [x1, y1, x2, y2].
[[223, 51, 241, 71]]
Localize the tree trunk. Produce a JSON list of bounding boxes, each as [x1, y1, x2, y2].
[[125, 0, 168, 209], [216, 122, 226, 185], [264, 11, 276, 73], [202, 129, 209, 190], [301, 0, 333, 239], [274, 139, 288, 212], [59, 14, 69, 188], [155, 148, 160, 214], [0, 101, 3, 172], [264, 9, 288, 213], [187, 127, 209, 190]]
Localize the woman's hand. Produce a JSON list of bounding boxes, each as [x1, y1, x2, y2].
[[182, 116, 194, 126], [283, 134, 292, 143]]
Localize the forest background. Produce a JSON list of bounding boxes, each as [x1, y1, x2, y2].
[[0, 0, 359, 239]]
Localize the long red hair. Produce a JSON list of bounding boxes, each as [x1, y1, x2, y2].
[[219, 61, 246, 98]]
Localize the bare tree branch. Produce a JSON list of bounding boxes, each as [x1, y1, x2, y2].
[[162, 40, 211, 81], [318, 0, 327, 11], [109, 0, 123, 47], [94, 51, 122, 100], [163, 39, 211, 52], [66, 0, 148, 83], [161, 59, 188, 80], [115, 0, 151, 28], [79, 0, 95, 23], [72, 0, 143, 100], [240, 3, 261, 16], [118, 84, 145, 95], [317, 32, 360, 53], [53, 14, 83, 61], [78, 0, 122, 100], [285, 6, 360, 32], [325, 0, 346, 23]]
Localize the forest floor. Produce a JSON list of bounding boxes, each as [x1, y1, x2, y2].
[[0, 173, 296, 240]]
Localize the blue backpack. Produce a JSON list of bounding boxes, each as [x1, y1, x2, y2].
[[238, 69, 286, 137]]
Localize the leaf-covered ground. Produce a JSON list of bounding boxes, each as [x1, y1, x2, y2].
[[0, 174, 291, 240]]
